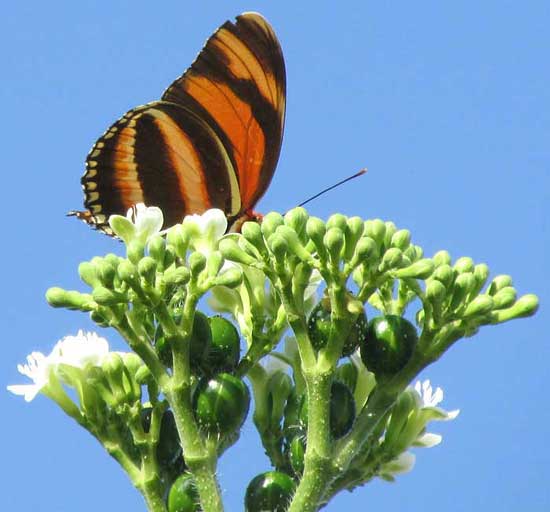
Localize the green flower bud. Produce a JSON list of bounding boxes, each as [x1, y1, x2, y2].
[[324, 227, 345, 262], [137, 256, 157, 284], [390, 229, 411, 250], [393, 258, 434, 279], [289, 436, 306, 476], [492, 286, 517, 310], [433, 250, 451, 267], [344, 216, 365, 259], [306, 216, 328, 258], [487, 274, 513, 295], [127, 238, 145, 264], [206, 251, 224, 277], [78, 262, 101, 288], [261, 212, 284, 240], [147, 235, 166, 265], [167, 225, 190, 259], [432, 264, 453, 288], [214, 267, 243, 288], [473, 263, 490, 288], [379, 248, 403, 272], [102, 352, 126, 403], [284, 207, 308, 238], [351, 236, 379, 267], [267, 233, 288, 261], [364, 219, 386, 247], [275, 225, 313, 263], [463, 295, 494, 317], [90, 309, 109, 326], [404, 244, 423, 262], [241, 221, 269, 256], [454, 256, 474, 274], [219, 238, 257, 266], [164, 267, 191, 286], [383, 221, 397, 248], [189, 252, 206, 276], [267, 371, 293, 428], [326, 213, 348, 231], [135, 364, 153, 385], [426, 279, 447, 304], [92, 286, 126, 306], [46, 287, 95, 311], [96, 259, 116, 288], [164, 245, 176, 268], [117, 260, 139, 287], [491, 294, 539, 323], [449, 272, 476, 311], [383, 389, 417, 449]]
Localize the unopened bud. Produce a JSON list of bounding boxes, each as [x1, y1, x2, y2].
[[379, 248, 403, 272], [433, 250, 451, 267], [463, 295, 494, 317], [324, 227, 345, 262], [219, 238, 257, 266], [364, 219, 386, 247], [391, 230, 411, 250], [393, 258, 434, 279], [261, 212, 284, 240]]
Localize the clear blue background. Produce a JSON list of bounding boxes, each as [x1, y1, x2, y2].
[[2, 1, 548, 510]]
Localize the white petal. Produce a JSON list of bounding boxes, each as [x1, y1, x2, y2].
[[415, 432, 442, 447], [51, 330, 110, 368]]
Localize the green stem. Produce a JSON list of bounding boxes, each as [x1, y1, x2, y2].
[[288, 370, 333, 512], [164, 294, 224, 512]]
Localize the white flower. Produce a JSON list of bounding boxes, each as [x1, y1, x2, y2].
[[414, 379, 460, 420], [108, 203, 164, 244], [182, 208, 227, 256], [7, 331, 110, 402], [51, 330, 110, 368], [379, 451, 416, 478], [7, 351, 55, 402]]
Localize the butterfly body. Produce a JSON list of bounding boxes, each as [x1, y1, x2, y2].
[[72, 13, 285, 234]]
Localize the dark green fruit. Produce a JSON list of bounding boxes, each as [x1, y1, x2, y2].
[[360, 315, 418, 377], [245, 471, 296, 512], [156, 311, 212, 369], [167, 473, 200, 512], [335, 362, 358, 393], [307, 301, 368, 356], [193, 373, 250, 435], [299, 381, 356, 439], [207, 315, 240, 373]]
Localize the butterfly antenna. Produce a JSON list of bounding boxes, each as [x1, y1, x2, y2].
[[297, 168, 367, 208]]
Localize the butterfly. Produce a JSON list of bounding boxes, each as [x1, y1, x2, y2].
[[71, 12, 286, 235]]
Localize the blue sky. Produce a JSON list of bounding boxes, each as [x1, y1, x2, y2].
[[2, 1, 548, 510]]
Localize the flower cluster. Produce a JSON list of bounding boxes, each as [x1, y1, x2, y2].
[[8, 204, 538, 512]]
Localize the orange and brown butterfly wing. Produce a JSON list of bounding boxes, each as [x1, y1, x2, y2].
[[74, 12, 285, 234], [162, 12, 286, 219]]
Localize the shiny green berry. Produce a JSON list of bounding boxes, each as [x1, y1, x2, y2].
[[360, 315, 418, 378], [207, 315, 240, 373], [307, 301, 368, 356], [245, 471, 296, 512], [167, 473, 200, 512], [193, 373, 250, 435]]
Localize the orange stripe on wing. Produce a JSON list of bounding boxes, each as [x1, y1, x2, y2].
[[183, 76, 266, 208], [148, 108, 212, 212]]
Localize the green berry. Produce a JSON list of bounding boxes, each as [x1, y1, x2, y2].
[[167, 473, 200, 512], [245, 471, 296, 512], [207, 316, 240, 373]]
